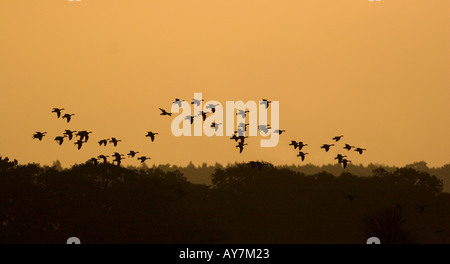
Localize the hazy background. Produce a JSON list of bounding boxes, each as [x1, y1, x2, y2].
[[0, 0, 449, 168]]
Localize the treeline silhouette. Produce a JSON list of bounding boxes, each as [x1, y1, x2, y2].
[[1, 156, 450, 244], [144, 161, 450, 192]]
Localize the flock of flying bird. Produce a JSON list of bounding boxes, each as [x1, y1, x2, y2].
[[289, 134, 367, 169], [32, 108, 156, 166], [33, 100, 366, 169]]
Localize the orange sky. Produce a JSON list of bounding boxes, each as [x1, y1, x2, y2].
[[0, 0, 449, 168]]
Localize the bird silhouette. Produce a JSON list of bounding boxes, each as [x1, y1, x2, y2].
[[54, 136, 65, 145], [62, 113, 75, 123], [76, 131, 92, 142], [112, 152, 124, 159], [345, 194, 356, 203], [289, 141, 299, 149], [332, 135, 344, 142], [297, 141, 308, 150], [260, 99, 272, 109], [32, 132, 47, 141], [137, 156, 150, 163], [237, 135, 248, 144], [97, 155, 109, 164], [236, 142, 248, 154], [88, 157, 98, 165], [320, 144, 335, 152], [237, 110, 249, 118], [98, 139, 109, 146], [159, 108, 172, 116], [127, 151, 139, 158], [173, 98, 185, 108], [341, 158, 351, 169], [273, 129, 286, 135], [52, 108, 64, 118], [74, 139, 84, 150], [230, 134, 239, 142], [185, 115, 195, 124], [354, 147, 366, 155], [206, 103, 219, 113], [258, 124, 271, 134], [196, 111, 209, 121], [109, 137, 121, 147], [234, 128, 245, 137], [63, 130, 76, 140], [145, 131, 158, 142], [191, 98, 204, 106], [211, 122, 222, 132], [343, 144, 355, 151], [297, 151, 308, 161], [112, 155, 124, 166], [395, 203, 403, 211], [334, 154, 347, 163], [237, 123, 249, 132]]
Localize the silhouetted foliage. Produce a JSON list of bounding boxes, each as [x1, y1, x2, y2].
[[0, 156, 449, 244]]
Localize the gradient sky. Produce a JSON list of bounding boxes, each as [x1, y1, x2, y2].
[[0, 0, 449, 168]]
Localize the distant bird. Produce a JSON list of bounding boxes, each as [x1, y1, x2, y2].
[[341, 158, 351, 169], [211, 122, 222, 132], [52, 108, 64, 118], [248, 161, 263, 170], [185, 115, 195, 124], [273, 129, 286, 135], [191, 98, 204, 106], [74, 140, 84, 150], [54, 136, 65, 145], [137, 156, 151, 163], [354, 147, 367, 155], [206, 104, 219, 113], [417, 205, 426, 213], [63, 130, 76, 140], [197, 111, 209, 121], [320, 144, 335, 152], [395, 203, 403, 211], [237, 110, 249, 118], [237, 135, 248, 145], [159, 108, 172, 116], [237, 123, 249, 132], [98, 139, 109, 146], [145, 131, 158, 142], [235, 128, 245, 136], [173, 98, 184, 108], [32, 132, 47, 141], [332, 135, 344, 142], [345, 194, 356, 203], [127, 151, 139, 158], [230, 134, 240, 142], [76, 131, 92, 142], [297, 141, 308, 150], [109, 137, 121, 147], [112, 155, 124, 166], [297, 151, 308, 162], [112, 152, 124, 159], [335, 154, 347, 163], [236, 142, 247, 154], [343, 144, 355, 151], [435, 229, 445, 233], [260, 99, 272, 109], [62, 113, 75, 123], [88, 157, 98, 165], [97, 155, 109, 164], [258, 124, 271, 134]]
